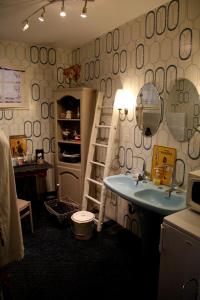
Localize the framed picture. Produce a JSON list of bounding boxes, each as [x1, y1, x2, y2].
[[0, 66, 29, 109], [151, 145, 176, 186], [9, 135, 27, 157]]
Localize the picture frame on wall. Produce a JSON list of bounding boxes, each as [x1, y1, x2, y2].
[[9, 135, 27, 157], [0, 66, 29, 109]]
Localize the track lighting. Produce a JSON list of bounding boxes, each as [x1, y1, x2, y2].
[[38, 8, 45, 22], [22, 0, 95, 32], [22, 20, 29, 32], [60, 0, 66, 17], [80, 0, 87, 18]]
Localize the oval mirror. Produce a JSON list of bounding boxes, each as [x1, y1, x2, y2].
[[166, 79, 200, 142], [135, 83, 161, 136]]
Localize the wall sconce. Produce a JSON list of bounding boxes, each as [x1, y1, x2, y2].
[[114, 89, 128, 115]]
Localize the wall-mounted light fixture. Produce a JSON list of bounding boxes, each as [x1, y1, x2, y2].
[[114, 89, 129, 115], [22, 0, 94, 32]]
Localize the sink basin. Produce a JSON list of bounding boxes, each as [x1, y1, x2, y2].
[[103, 174, 186, 215], [103, 174, 145, 200], [134, 188, 186, 215]]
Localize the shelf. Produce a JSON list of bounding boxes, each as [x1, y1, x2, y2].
[[58, 139, 81, 144], [58, 160, 81, 166], [58, 118, 80, 122]]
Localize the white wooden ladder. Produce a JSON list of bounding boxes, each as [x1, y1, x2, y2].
[[82, 91, 119, 232]]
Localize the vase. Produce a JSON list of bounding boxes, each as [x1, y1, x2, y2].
[[69, 78, 78, 88]]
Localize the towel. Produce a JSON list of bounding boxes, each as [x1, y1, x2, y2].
[[0, 129, 24, 267]]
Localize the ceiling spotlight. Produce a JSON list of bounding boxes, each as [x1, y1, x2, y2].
[[21, 0, 94, 33], [81, 0, 88, 18], [60, 0, 66, 17], [22, 20, 29, 31], [38, 8, 45, 22]]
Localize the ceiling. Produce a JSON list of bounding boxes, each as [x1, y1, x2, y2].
[[0, 0, 168, 49]]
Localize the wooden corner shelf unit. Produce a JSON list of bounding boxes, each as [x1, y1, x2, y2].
[[54, 87, 97, 206]]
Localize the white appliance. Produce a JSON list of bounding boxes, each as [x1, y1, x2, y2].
[[186, 169, 200, 213], [158, 208, 200, 300]]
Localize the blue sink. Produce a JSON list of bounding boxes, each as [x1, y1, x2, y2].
[[133, 188, 186, 215], [103, 174, 186, 215], [103, 174, 145, 199]]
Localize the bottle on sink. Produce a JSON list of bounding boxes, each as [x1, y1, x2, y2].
[[153, 166, 163, 185]]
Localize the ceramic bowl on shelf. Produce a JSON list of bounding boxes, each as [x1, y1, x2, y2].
[[74, 132, 81, 141], [74, 135, 80, 141], [62, 152, 80, 163], [65, 110, 72, 119]]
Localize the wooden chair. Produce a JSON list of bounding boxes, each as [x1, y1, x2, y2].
[[17, 199, 34, 233]]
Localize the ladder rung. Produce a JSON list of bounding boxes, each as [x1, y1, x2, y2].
[[93, 143, 108, 148], [95, 125, 111, 129], [87, 178, 103, 186], [90, 161, 105, 167], [85, 195, 100, 205]]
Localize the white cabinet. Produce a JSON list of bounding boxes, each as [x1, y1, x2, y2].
[[54, 87, 96, 206], [158, 209, 200, 300]]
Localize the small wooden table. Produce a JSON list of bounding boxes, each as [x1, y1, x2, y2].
[[14, 161, 53, 203]]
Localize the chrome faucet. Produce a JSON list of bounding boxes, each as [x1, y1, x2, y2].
[[136, 173, 144, 185], [124, 156, 148, 184], [165, 184, 178, 197]]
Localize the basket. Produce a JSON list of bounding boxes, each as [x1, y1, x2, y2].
[[44, 199, 79, 224]]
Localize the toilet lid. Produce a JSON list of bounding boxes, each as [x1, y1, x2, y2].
[[71, 211, 95, 223]]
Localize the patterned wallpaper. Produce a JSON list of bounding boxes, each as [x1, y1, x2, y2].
[[72, 0, 200, 228], [0, 0, 200, 230], [0, 42, 72, 190]]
